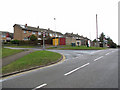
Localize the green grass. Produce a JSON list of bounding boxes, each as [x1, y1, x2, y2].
[[2, 51, 62, 74], [59, 46, 107, 50], [47, 45, 107, 50], [2, 48, 24, 58], [4, 45, 36, 48], [46, 47, 58, 49]]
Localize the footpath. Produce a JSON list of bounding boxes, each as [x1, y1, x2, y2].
[[2, 50, 35, 67]]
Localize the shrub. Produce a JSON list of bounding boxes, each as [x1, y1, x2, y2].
[[10, 40, 19, 44], [30, 35, 37, 41]]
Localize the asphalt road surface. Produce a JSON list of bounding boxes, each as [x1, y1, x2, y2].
[[1, 49, 118, 89]]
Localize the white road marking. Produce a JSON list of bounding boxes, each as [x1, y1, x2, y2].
[[105, 53, 110, 55], [94, 56, 103, 61], [64, 63, 90, 76], [75, 57, 78, 58], [33, 83, 47, 90], [0, 79, 3, 83], [105, 50, 116, 55], [65, 54, 70, 55]]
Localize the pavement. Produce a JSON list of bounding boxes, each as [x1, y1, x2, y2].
[[1, 48, 118, 89], [2, 50, 35, 67]]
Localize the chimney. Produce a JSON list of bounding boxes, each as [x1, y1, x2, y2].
[[48, 28, 50, 30], [37, 26, 39, 29], [25, 24, 27, 28]]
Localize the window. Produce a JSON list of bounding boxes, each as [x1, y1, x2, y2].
[[56, 34, 57, 37], [32, 31, 36, 34], [24, 37, 28, 40], [38, 38, 41, 40], [76, 37, 79, 39], [49, 33, 52, 36], [24, 30, 26, 33], [29, 31, 31, 33], [2, 35, 6, 38], [46, 33, 48, 36], [38, 32, 41, 35]]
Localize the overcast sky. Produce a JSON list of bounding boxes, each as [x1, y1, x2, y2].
[[0, 0, 119, 44]]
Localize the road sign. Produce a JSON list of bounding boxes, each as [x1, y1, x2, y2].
[[43, 32, 45, 37]]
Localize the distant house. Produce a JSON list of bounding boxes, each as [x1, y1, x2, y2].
[[0, 31, 13, 42], [64, 33, 89, 46], [13, 24, 91, 46], [64, 33, 76, 45], [13, 24, 63, 41]]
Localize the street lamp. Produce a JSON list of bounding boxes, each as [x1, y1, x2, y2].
[[54, 18, 57, 47], [42, 31, 46, 50]]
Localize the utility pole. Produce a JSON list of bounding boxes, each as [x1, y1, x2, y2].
[[96, 14, 99, 47], [96, 14, 98, 41]]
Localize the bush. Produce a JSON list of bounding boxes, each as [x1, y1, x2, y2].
[[10, 40, 19, 44], [30, 35, 37, 41], [18, 40, 38, 45], [3, 42, 8, 44]]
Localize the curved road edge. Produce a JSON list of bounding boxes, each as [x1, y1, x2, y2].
[[1, 53, 65, 79]]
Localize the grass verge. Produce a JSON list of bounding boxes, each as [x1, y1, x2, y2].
[[2, 48, 24, 58], [4, 45, 36, 48], [59, 46, 107, 50], [2, 51, 62, 74], [47, 45, 107, 50]]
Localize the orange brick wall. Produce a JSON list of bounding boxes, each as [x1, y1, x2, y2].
[[14, 25, 22, 40]]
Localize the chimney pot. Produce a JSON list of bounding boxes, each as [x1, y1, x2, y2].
[[37, 26, 39, 29], [25, 24, 27, 27]]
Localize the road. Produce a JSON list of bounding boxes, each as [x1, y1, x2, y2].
[[1, 49, 118, 89]]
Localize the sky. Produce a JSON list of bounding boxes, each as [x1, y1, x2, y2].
[[0, 0, 119, 45]]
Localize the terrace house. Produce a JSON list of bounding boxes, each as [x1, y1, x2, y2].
[[13, 24, 63, 41]]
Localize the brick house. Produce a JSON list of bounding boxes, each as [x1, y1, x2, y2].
[[13, 24, 63, 41], [0, 31, 13, 42], [64, 32, 90, 46], [64, 33, 76, 45]]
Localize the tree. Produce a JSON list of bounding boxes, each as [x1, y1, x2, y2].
[[98, 32, 106, 47], [30, 35, 37, 41], [93, 39, 97, 42], [99, 32, 105, 43], [106, 37, 117, 48]]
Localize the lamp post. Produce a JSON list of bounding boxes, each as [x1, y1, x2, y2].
[[43, 31, 46, 50], [54, 18, 57, 47]]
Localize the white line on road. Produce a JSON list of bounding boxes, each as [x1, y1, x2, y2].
[[105, 53, 110, 55], [0, 79, 4, 83], [105, 50, 116, 56], [94, 56, 103, 61], [32, 83, 47, 90], [64, 63, 90, 76]]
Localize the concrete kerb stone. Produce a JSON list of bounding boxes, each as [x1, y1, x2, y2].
[[1, 53, 65, 78]]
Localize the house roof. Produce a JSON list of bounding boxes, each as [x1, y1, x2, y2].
[[14, 24, 63, 35], [0, 31, 9, 33], [64, 33, 83, 38], [14, 24, 46, 32], [64, 32, 90, 40]]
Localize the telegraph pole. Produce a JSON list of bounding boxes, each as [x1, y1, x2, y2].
[[96, 14, 98, 41], [96, 14, 99, 47]]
